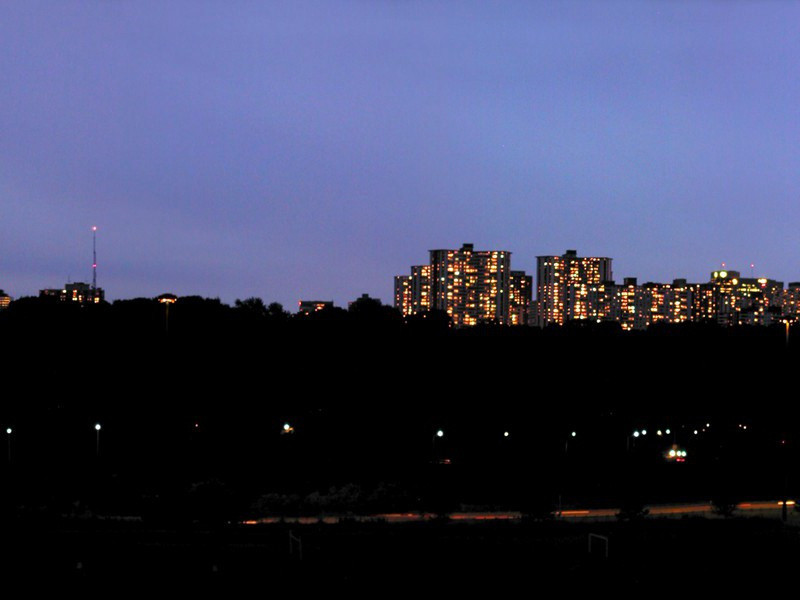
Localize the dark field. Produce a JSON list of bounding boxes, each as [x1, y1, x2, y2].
[[2, 516, 798, 593]]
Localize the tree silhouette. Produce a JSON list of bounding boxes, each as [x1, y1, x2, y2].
[[234, 297, 268, 318], [266, 302, 289, 320]]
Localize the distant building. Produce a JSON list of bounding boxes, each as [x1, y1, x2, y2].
[[709, 270, 741, 326], [702, 270, 783, 326], [429, 243, 512, 326], [39, 288, 63, 301], [689, 282, 716, 323], [399, 246, 796, 329], [508, 270, 533, 326], [348, 293, 382, 310], [584, 279, 617, 324], [735, 276, 783, 326], [536, 250, 613, 326], [612, 277, 645, 331], [395, 243, 528, 326], [0, 290, 10, 310], [783, 283, 800, 318], [38, 282, 104, 304], [297, 300, 334, 315], [640, 280, 693, 326], [64, 282, 104, 304], [394, 265, 432, 318]]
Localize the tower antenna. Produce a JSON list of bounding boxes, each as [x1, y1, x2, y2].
[[92, 226, 97, 292]]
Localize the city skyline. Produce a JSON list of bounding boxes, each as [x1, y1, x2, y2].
[[2, 3, 799, 308], [4, 3, 800, 585], [8, 239, 800, 322]]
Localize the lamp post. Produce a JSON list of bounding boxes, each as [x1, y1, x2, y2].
[[157, 294, 178, 335], [559, 431, 577, 517], [95, 423, 102, 459], [627, 429, 643, 452], [565, 430, 577, 454], [782, 321, 791, 521], [432, 429, 444, 462], [6, 427, 11, 465]]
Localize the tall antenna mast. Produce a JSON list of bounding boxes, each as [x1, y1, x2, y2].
[[92, 226, 97, 291]]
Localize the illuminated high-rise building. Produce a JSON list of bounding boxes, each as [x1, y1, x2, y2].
[[585, 280, 617, 324], [731, 276, 783, 326], [509, 270, 533, 326], [611, 278, 643, 330], [394, 265, 432, 318], [689, 282, 716, 322], [395, 243, 525, 326], [429, 244, 512, 326], [536, 250, 613, 326], [704, 270, 783, 326], [783, 283, 800, 318], [0, 290, 10, 310], [640, 280, 692, 326], [709, 270, 740, 326]]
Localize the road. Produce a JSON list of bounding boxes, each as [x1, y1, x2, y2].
[[242, 500, 797, 525]]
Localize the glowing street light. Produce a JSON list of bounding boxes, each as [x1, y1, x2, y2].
[[95, 423, 102, 458], [157, 293, 178, 335], [565, 431, 577, 454], [5, 427, 11, 464], [628, 430, 643, 452], [431, 429, 445, 463]]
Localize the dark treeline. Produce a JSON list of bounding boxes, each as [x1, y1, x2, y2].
[[1, 295, 798, 522], [3, 294, 795, 420]]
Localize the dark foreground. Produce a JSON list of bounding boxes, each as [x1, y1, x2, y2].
[[2, 516, 797, 592]]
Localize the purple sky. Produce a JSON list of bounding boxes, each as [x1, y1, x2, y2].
[[2, 2, 799, 307]]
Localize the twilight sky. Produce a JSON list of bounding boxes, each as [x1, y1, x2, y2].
[[2, 1, 799, 307]]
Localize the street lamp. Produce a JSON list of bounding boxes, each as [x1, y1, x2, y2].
[[627, 430, 642, 452], [559, 431, 578, 518], [565, 431, 577, 454], [5, 427, 11, 464], [95, 423, 102, 458], [157, 293, 178, 335], [432, 429, 444, 462]]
